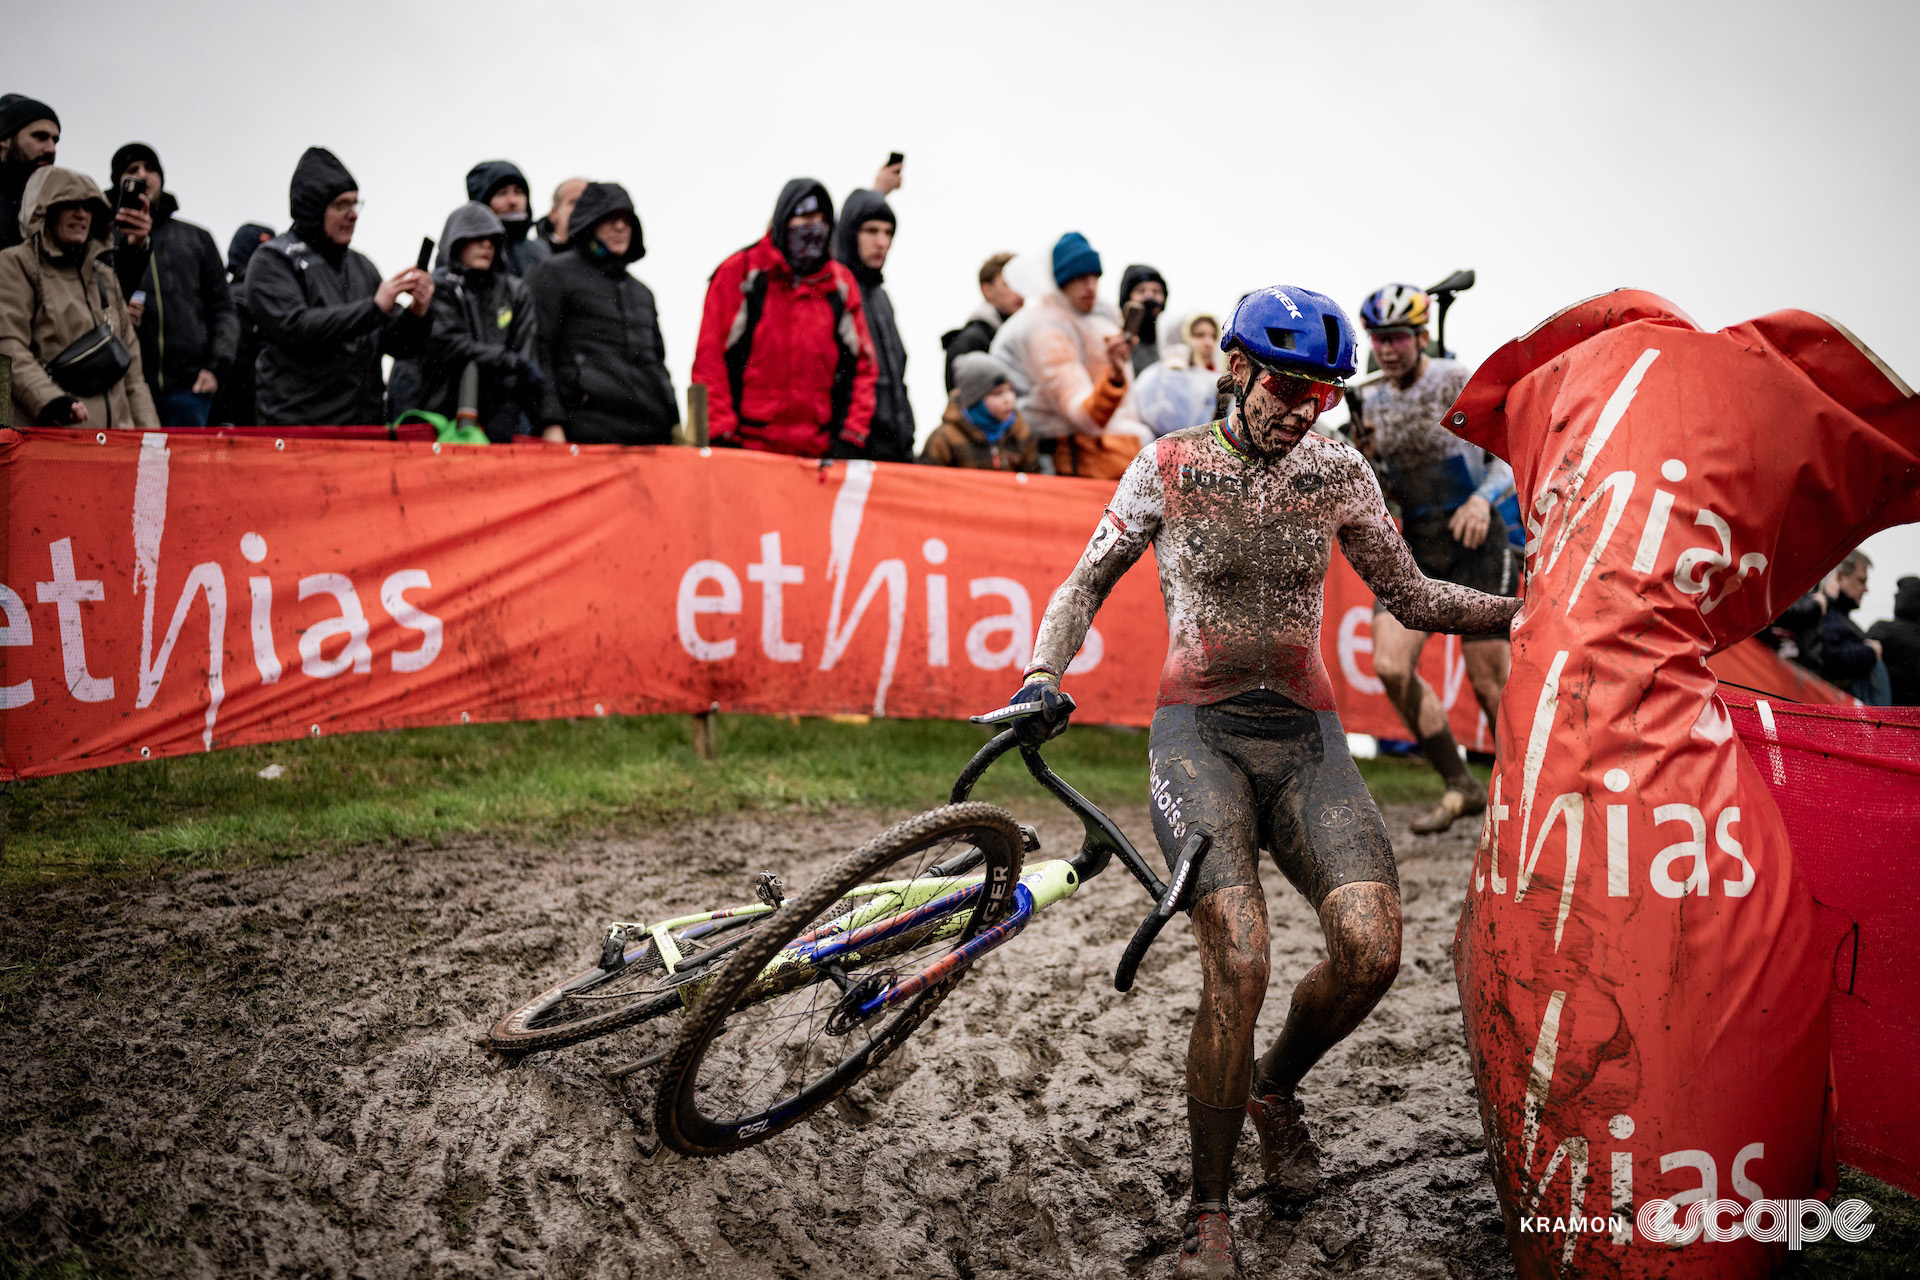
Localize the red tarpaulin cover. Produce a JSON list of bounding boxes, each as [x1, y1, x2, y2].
[[1449, 290, 1920, 1277]]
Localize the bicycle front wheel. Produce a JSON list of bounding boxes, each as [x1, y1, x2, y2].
[[655, 802, 1024, 1156]]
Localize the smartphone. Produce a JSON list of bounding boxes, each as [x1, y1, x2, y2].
[[115, 176, 145, 212], [886, 151, 904, 168], [416, 237, 434, 271], [1123, 301, 1150, 342]]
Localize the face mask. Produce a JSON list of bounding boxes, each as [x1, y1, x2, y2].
[[785, 221, 830, 274]]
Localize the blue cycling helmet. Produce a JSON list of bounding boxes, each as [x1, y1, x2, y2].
[[1220, 285, 1359, 382]]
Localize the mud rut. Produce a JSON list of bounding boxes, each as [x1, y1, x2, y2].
[[1, 802, 1511, 1279]]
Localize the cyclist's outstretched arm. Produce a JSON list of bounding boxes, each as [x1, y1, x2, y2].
[[1334, 446, 1520, 639], [1030, 446, 1164, 676]]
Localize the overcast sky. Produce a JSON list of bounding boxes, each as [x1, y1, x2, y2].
[[9, 0, 1916, 622]]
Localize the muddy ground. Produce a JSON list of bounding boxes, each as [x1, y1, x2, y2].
[[1, 802, 1510, 1279]]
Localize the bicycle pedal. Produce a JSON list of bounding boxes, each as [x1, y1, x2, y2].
[[755, 871, 786, 909], [1019, 824, 1042, 853]]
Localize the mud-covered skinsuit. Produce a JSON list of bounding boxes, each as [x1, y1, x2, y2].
[[1030, 418, 1515, 903], [1354, 357, 1517, 593]]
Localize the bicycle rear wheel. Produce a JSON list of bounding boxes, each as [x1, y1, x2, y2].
[[489, 909, 768, 1056], [654, 803, 1024, 1156]]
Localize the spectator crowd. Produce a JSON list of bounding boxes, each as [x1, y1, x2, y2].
[[0, 91, 1912, 701]]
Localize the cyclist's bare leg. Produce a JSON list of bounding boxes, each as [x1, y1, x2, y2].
[[1463, 635, 1509, 723], [1185, 884, 1270, 1205], [1374, 612, 1482, 828], [1253, 880, 1402, 1099], [1370, 612, 1444, 738]]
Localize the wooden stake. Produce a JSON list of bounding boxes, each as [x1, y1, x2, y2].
[[687, 383, 709, 448], [692, 709, 717, 761]]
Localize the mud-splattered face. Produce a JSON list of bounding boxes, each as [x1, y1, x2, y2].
[[1227, 350, 1321, 458]]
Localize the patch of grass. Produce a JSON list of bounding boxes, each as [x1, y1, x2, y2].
[[1783, 1166, 1920, 1278], [1, 714, 1452, 883]]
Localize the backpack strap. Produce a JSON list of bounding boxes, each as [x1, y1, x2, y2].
[[723, 268, 770, 423], [823, 277, 861, 446]]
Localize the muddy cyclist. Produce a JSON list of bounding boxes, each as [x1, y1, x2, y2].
[[1008, 285, 1520, 1279]]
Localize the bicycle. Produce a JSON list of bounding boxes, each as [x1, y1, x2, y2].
[[487, 703, 1205, 1159], [649, 703, 1208, 1157]]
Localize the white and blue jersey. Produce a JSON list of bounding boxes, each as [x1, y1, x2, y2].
[[1355, 358, 1519, 535]]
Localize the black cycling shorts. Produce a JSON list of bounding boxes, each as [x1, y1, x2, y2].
[[1388, 508, 1519, 603], [1147, 696, 1398, 909]]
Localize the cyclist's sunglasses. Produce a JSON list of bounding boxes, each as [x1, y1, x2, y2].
[[1255, 365, 1344, 413]]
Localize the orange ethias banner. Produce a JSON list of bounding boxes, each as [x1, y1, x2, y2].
[[0, 430, 1825, 779]]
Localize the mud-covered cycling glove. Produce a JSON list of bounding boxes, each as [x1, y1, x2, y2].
[[1009, 674, 1075, 745]]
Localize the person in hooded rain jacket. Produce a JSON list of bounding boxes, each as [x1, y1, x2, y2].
[[246, 147, 432, 426], [0, 166, 158, 427], [524, 182, 676, 445], [1112, 311, 1224, 439], [1868, 575, 1920, 706], [109, 143, 238, 426], [419, 201, 552, 442], [919, 351, 1037, 472], [831, 188, 913, 461], [212, 222, 273, 424], [465, 160, 551, 279], [691, 179, 878, 458]]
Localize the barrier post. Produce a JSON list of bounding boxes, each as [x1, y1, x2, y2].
[[687, 383, 709, 448], [691, 705, 718, 762]]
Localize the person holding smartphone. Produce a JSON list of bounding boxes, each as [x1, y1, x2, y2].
[[109, 143, 237, 427], [246, 147, 433, 427]]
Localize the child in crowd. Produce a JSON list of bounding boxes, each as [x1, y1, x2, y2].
[[919, 351, 1038, 471]]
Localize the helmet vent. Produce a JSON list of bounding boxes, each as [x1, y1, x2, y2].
[[1324, 316, 1341, 358], [1264, 328, 1296, 351]]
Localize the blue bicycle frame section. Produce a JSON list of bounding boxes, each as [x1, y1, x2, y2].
[[854, 883, 1036, 1019]]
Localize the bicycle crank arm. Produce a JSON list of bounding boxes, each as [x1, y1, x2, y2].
[[1114, 831, 1208, 993]]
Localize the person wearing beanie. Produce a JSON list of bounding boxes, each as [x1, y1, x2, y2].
[[109, 142, 238, 426], [919, 351, 1037, 471], [831, 187, 914, 462], [690, 178, 878, 458], [525, 181, 676, 445], [464, 160, 551, 279], [1868, 575, 1920, 706], [0, 95, 59, 253], [0, 166, 158, 427], [245, 147, 434, 426], [1117, 264, 1168, 372], [988, 230, 1143, 477]]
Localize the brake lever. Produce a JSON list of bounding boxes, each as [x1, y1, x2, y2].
[[1114, 831, 1208, 993]]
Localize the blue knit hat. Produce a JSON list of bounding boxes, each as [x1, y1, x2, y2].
[[1051, 231, 1102, 288]]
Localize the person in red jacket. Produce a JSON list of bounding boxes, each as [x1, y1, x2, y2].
[[692, 179, 877, 457]]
